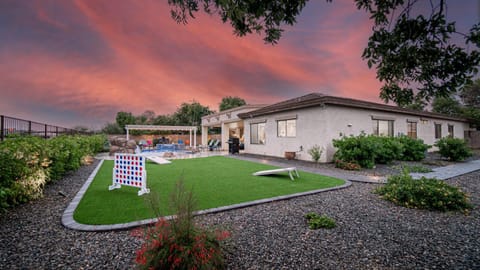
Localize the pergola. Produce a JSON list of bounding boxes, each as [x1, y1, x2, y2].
[[125, 125, 198, 148]]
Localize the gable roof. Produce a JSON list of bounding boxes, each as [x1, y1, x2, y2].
[[237, 93, 468, 122]]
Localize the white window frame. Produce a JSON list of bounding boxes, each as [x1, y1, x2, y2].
[[277, 119, 296, 137]]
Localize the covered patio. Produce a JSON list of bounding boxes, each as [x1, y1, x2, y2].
[[201, 105, 266, 150], [125, 125, 198, 148]]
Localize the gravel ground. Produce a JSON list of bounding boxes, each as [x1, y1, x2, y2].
[[1, 158, 479, 269]]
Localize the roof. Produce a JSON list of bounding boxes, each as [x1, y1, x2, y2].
[[237, 93, 468, 122], [201, 104, 269, 120]]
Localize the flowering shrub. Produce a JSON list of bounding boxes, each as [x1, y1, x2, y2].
[[134, 181, 230, 270], [375, 172, 472, 212]]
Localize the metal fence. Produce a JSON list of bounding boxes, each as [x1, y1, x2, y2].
[[0, 115, 89, 141]]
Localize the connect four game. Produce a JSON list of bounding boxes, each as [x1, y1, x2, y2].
[[109, 153, 150, 196]]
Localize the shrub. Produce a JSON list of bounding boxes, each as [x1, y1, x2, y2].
[[334, 159, 361, 170], [333, 133, 378, 168], [434, 137, 473, 161], [374, 136, 404, 164], [307, 145, 323, 163], [333, 134, 430, 169], [375, 172, 472, 212], [134, 180, 230, 270], [0, 134, 106, 212], [394, 164, 432, 173], [396, 136, 430, 161], [0, 136, 50, 207], [304, 212, 336, 229]]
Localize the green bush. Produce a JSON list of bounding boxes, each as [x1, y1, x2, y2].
[[374, 136, 404, 164], [308, 144, 323, 163], [396, 136, 430, 161], [0, 134, 106, 212], [333, 134, 430, 169], [434, 137, 472, 161], [375, 173, 472, 212], [333, 133, 378, 168], [304, 212, 336, 229]]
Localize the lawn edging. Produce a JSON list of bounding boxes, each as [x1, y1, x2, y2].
[[62, 159, 352, 232]]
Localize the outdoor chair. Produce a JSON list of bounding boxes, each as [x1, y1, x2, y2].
[[210, 139, 221, 151]]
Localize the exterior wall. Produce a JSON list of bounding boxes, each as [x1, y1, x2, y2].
[[201, 105, 265, 150], [243, 104, 471, 162], [243, 106, 330, 162]]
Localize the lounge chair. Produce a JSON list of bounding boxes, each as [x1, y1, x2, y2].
[[210, 139, 221, 151]]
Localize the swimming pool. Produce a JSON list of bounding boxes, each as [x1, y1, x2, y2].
[[141, 143, 185, 153]]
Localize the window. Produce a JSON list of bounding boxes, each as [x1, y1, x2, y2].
[[407, 121, 417, 139], [448, 125, 454, 138], [373, 119, 394, 136], [277, 119, 296, 137], [434, 123, 442, 139], [250, 122, 266, 144]]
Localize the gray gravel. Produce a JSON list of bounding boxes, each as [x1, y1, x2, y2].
[[1, 158, 479, 269]]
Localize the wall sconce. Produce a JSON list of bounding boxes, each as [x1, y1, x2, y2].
[[347, 123, 352, 127]]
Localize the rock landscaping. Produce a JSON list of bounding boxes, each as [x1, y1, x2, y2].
[[0, 156, 479, 269]]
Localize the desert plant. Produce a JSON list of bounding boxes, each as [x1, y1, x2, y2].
[[307, 145, 323, 163], [304, 212, 336, 229], [134, 180, 230, 270], [375, 172, 472, 212], [434, 137, 472, 161]]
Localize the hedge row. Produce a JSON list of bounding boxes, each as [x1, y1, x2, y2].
[[0, 134, 107, 212], [333, 134, 431, 169]]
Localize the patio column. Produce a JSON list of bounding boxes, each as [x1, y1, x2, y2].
[[221, 122, 228, 151], [193, 128, 197, 148], [126, 128, 129, 140], [201, 126, 208, 146], [189, 129, 192, 147]]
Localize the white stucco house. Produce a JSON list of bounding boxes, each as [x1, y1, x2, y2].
[[200, 104, 267, 150], [233, 93, 472, 162]]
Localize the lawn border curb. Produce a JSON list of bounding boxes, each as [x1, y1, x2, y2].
[[62, 159, 352, 231]]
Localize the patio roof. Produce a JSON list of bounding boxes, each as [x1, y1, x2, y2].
[[125, 124, 197, 132]]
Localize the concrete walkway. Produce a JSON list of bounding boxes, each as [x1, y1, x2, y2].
[[410, 159, 480, 180]]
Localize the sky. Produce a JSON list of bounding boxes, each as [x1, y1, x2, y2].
[[0, 0, 478, 129]]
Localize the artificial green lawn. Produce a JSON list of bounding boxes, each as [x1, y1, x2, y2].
[[74, 156, 345, 225]]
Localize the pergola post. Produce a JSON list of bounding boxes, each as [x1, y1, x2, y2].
[[189, 129, 192, 147], [126, 127, 129, 140], [193, 128, 197, 148]]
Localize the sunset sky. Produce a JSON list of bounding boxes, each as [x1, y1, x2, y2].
[[1, 0, 478, 129]]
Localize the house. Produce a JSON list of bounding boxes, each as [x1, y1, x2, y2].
[[235, 93, 472, 162], [200, 104, 267, 150]]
